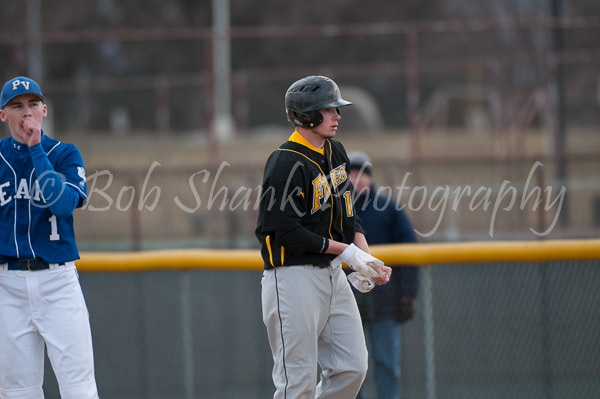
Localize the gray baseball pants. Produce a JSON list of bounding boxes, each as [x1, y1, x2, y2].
[[261, 262, 368, 399]]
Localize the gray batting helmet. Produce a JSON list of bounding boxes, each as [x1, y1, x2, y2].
[[285, 76, 352, 129]]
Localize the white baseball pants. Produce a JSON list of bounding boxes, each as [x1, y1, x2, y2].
[[0, 263, 99, 399], [262, 263, 368, 399]]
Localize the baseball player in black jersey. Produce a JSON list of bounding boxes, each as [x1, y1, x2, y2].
[[256, 75, 392, 399]]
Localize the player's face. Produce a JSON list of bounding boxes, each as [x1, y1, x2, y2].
[[312, 107, 341, 139], [0, 94, 47, 144]]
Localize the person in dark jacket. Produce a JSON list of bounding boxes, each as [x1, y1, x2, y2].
[[348, 151, 419, 399]]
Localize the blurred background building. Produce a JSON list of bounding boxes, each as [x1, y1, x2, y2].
[[2, 0, 599, 250], [1, 0, 599, 249], [1, 1, 599, 398]]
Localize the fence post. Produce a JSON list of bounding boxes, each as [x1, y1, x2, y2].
[[181, 271, 195, 399], [422, 266, 437, 399]]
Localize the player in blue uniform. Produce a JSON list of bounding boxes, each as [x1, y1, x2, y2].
[[0, 76, 99, 399]]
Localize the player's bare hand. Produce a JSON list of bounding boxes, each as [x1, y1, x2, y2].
[[21, 118, 42, 147], [370, 264, 392, 285]]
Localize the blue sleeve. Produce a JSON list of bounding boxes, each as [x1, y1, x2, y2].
[[29, 144, 84, 217]]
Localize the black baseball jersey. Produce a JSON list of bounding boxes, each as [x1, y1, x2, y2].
[[255, 131, 363, 269]]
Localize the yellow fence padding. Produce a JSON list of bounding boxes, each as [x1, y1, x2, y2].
[[77, 249, 263, 272], [371, 239, 600, 266], [76, 239, 600, 272]]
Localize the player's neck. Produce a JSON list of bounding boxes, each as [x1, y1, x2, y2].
[[9, 135, 30, 153], [297, 128, 325, 149]]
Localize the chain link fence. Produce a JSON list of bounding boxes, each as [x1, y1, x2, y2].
[[36, 259, 600, 398]]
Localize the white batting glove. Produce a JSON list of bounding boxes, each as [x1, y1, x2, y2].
[[347, 272, 375, 293], [339, 244, 383, 278]]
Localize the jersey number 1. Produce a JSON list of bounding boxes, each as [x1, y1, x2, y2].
[[342, 191, 354, 217], [49, 215, 60, 241]]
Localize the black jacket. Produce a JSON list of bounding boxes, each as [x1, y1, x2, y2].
[[352, 186, 419, 323]]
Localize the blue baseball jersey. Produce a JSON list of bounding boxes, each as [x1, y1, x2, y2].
[[0, 134, 87, 263]]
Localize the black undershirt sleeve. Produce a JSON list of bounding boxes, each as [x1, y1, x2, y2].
[[275, 226, 329, 256], [355, 214, 365, 235]]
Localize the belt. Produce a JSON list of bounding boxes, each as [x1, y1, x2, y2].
[[313, 259, 332, 268], [6, 259, 66, 271], [268, 259, 338, 269]]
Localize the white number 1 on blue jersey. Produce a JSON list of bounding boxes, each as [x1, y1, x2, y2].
[[49, 215, 60, 241]]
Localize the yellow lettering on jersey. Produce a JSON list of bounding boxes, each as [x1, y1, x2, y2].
[[343, 191, 354, 217], [330, 164, 348, 189], [311, 174, 331, 214]]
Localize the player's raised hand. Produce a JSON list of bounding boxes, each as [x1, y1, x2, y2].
[[21, 118, 42, 147]]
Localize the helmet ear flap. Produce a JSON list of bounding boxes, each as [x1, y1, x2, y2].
[[287, 109, 323, 129], [305, 110, 323, 128]]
